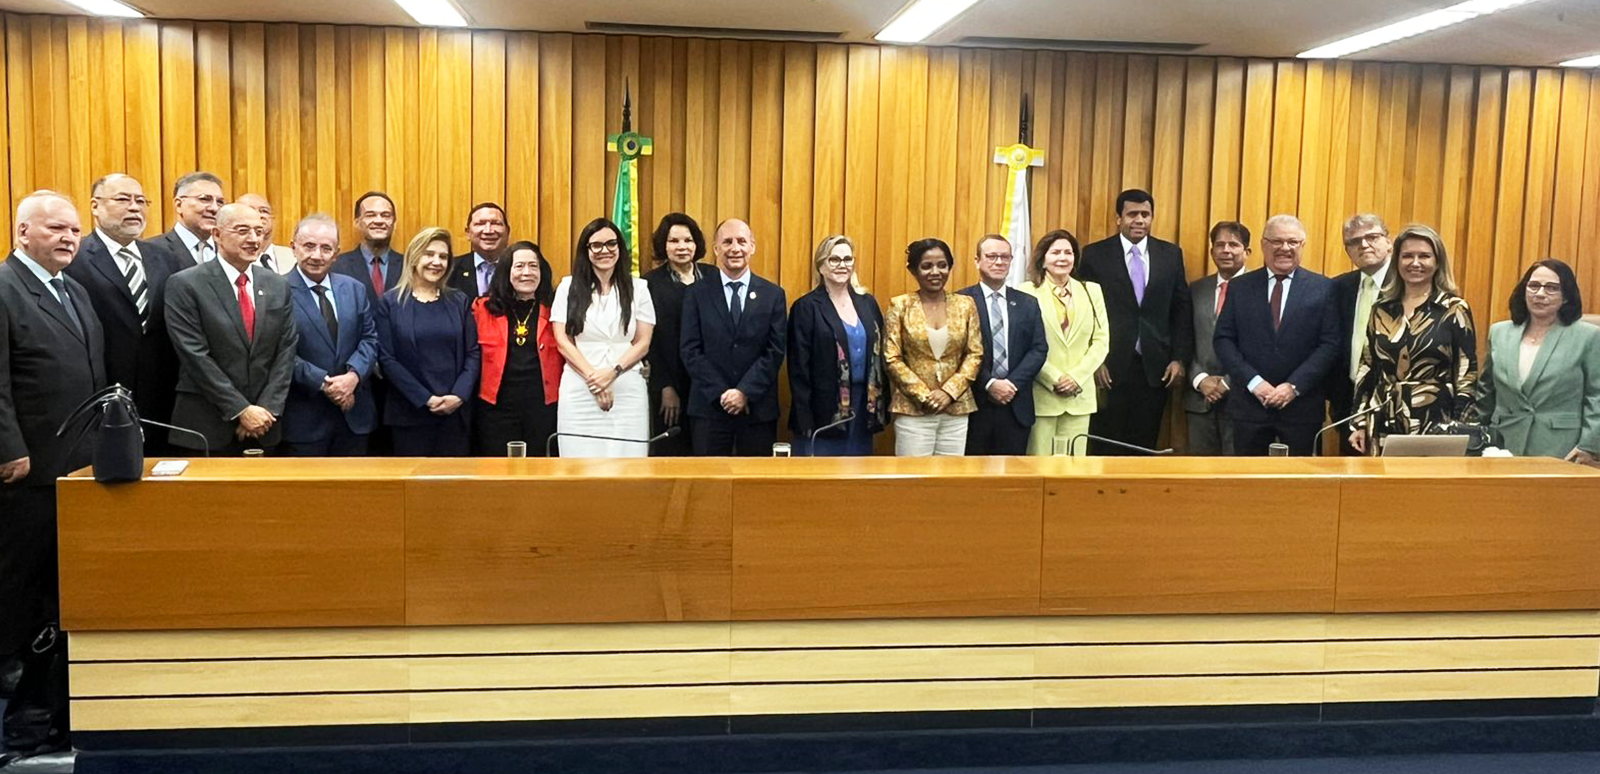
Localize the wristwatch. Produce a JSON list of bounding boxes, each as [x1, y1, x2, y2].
[[613, 364, 624, 375]]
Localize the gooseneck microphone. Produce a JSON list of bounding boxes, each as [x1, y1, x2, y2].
[[1066, 433, 1174, 456], [806, 412, 857, 454], [1311, 403, 1383, 457], [545, 426, 681, 457]]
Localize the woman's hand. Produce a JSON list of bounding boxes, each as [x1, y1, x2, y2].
[[1564, 447, 1597, 465], [925, 389, 954, 413], [1054, 375, 1080, 396], [429, 395, 464, 416], [660, 386, 681, 426], [1349, 429, 1368, 454], [597, 388, 615, 412], [586, 366, 618, 393]]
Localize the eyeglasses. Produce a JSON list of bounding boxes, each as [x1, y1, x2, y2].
[[979, 252, 1013, 264], [179, 194, 225, 207], [97, 195, 150, 208], [1526, 281, 1563, 296], [587, 239, 621, 253], [228, 225, 266, 237], [1343, 232, 1387, 248], [824, 255, 855, 268], [1262, 237, 1305, 249], [297, 242, 337, 255]]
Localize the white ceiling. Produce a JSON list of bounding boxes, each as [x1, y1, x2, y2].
[[2, 0, 1597, 67]]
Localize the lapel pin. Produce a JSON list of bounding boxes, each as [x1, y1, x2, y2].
[[748, 292, 758, 300]]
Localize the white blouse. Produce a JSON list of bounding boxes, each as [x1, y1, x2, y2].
[[550, 276, 656, 370]]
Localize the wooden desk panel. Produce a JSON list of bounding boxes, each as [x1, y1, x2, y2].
[[1041, 475, 1340, 614], [405, 476, 732, 625], [730, 475, 1044, 619], [57, 474, 406, 630]]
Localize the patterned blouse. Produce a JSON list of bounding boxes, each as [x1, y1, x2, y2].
[[1352, 290, 1479, 439]]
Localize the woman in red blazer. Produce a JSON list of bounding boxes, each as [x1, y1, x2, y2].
[[472, 241, 563, 455]]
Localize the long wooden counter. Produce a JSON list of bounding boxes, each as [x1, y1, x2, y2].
[[56, 457, 1600, 631]]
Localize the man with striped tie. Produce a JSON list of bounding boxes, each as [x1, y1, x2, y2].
[[66, 173, 186, 454]]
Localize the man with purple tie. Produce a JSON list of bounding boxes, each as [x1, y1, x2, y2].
[[448, 202, 509, 299]]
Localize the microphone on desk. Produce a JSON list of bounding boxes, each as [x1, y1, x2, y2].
[[1066, 433, 1174, 456], [545, 426, 681, 457], [805, 412, 856, 455], [1311, 404, 1382, 457]]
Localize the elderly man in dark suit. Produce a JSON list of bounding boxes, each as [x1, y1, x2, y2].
[[333, 190, 404, 300], [680, 218, 788, 456], [958, 234, 1048, 455], [1076, 189, 1193, 454], [64, 173, 184, 453], [164, 203, 298, 455], [282, 213, 379, 456], [448, 202, 509, 299], [1213, 214, 1341, 455], [149, 170, 226, 267], [1, 191, 107, 758], [1183, 221, 1251, 455], [1326, 213, 1393, 454]]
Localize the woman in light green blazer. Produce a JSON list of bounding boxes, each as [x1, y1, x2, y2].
[[1477, 259, 1600, 462], [1021, 229, 1110, 456]]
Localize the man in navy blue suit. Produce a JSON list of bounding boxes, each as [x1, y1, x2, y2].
[[332, 190, 404, 300], [958, 235, 1048, 455], [282, 214, 380, 456], [680, 218, 787, 456], [1213, 214, 1341, 455]]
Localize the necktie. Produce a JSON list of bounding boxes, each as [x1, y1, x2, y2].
[[313, 285, 339, 341], [1215, 279, 1228, 317], [49, 278, 84, 336], [1271, 273, 1289, 331], [197, 241, 214, 264], [1128, 244, 1147, 306], [728, 281, 744, 328], [119, 247, 149, 330], [477, 261, 492, 296], [237, 272, 256, 341], [1352, 273, 1378, 381], [990, 291, 1008, 379], [259, 252, 276, 273], [370, 256, 386, 295]]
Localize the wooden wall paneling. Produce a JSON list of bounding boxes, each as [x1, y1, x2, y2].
[[1370, 66, 1399, 220], [986, 49, 1023, 269], [301, 27, 335, 220], [1393, 65, 1422, 220], [714, 40, 752, 227], [1519, 68, 1563, 268], [505, 32, 539, 248], [779, 43, 816, 293], [682, 38, 714, 225], [1580, 77, 1600, 296], [1321, 61, 1354, 263], [159, 22, 197, 228], [228, 24, 265, 199], [1462, 69, 1505, 332], [27, 17, 68, 196], [331, 29, 353, 231], [347, 27, 384, 200], [413, 29, 437, 230], [380, 27, 413, 237], [537, 34, 573, 263], [749, 42, 784, 282], [1208, 59, 1244, 226], [600, 36, 632, 226], [1490, 69, 1533, 323], [1435, 67, 1476, 263], [194, 22, 231, 193], [1088, 54, 1126, 233], [1409, 66, 1448, 232], [470, 31, 507, 212], [0, 16, 9, 239], [1178, 58, 1214, 269], [842, 45, 879, 272], [872, 45, 907, 297], [123, 20, 161, 233], [1294, 61, 1330, 272], [1029, 51, 1060, 237], [1058, 53, 1092, 232], [264, 25, 301, 230], [1149, 56, 1184, 250], [811, 43, 846, 246], [1120, 55, 1156, 202], [901, 46, 929, 281], [1547, 70, 1591, 264], [923, 48, 960, 272], [440, 30, 473, 238], [953, 49, 991, 270], [572, 35, 607, 228], [1238, 59, 1275, 230], [642, 36, 675, 253], [63, 17, 91, 214], [669, 40, 690, 220], [1351, 63, 1382, 217]]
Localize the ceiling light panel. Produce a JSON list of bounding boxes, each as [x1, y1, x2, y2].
[[62, 0, 144, 17], [876, 0, 986, 44], [393, 0, 467, 27], [1298, 0, 1548, 59]]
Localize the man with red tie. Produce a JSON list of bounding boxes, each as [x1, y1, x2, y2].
[[1183, 221, 1251, 455], [164, 203, 298, 455]]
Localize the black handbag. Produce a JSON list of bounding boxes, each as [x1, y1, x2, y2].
[[2, 624, 69, 753]]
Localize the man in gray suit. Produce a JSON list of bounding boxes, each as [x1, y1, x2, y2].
[[164, 203, 298, 454], [1184, 221, 1251, 455]]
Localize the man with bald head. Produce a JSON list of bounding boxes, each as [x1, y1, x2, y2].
[[680, 218, 787, 455], [164, 203, 299, 455], [1, 191, 107, 753], [237, 192, 296, 275], [1213, 214, 1340, 455], [65, 173, 185, 450]]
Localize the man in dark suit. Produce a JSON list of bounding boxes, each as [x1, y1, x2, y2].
[[282, 214, 379, 456], [1, 191, 107, 757], [1076, 189, 1193, 454], [333, 190, 404, 300], [1326, 213, 1392, 454], [64, 173, 184, 454], [1213, 214, 1341, 455], [958, 234, 1048, 455], [1183, 221, 1251, 455], [448, 202, 509, 298], [163, 203, 298, 455], [149, 170, 225, 267], [681, 218, 787, 456]]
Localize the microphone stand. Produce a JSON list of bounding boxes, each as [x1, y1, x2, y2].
[[1311, 404, 1381, 457], [1066, 433, 1174, 456], [806, 412, 856, 456], [545, 427, 679, 457]]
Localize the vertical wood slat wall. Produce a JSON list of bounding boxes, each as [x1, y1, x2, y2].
[[6, 14, 1600, 342]]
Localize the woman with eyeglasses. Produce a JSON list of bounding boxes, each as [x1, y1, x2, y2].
[[885, 237, 985, 456], [786, 235, 889, 456], [1349, 224, 1478, 454], [643, 213, 712, 456], [550, 218, 656, 457], [1021, 229, 1110, 456], [1476, 259, 1600, 462]]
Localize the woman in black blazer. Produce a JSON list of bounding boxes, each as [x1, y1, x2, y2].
[[642, 213, 711, 456], [787, 234, 888, 456], [375, 226, 481, 456]]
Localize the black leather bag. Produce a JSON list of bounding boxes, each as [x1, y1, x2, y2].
[[2, 624, 68, 753]]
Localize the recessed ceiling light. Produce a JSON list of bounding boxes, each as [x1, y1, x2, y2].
[[1560, 54, 1600, 67], [876, 0, 986, 44], [61, 0, 143, 17], [1298, 0, 1548, 59], [392, 0, 468, 27]]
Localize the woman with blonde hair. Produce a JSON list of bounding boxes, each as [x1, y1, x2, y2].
[[786, 235, 888, 455], [1021, 229, 1110, 455]]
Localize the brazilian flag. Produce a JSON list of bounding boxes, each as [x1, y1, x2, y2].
[[607, 85, 652, 276]]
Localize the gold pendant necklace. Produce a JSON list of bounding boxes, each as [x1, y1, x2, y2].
[[513, 303, 536, 346]]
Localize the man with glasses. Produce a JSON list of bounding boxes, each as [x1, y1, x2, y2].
[[1327, 213, 1393, 453], [64, 174, 185, 454], [334, 191, 403, 300], [1213, 214, 1340, 455], [164, 203, 298, 455], [152, 170, 226, 267], [958, 234, 1047, 455], [449, 202, 509, 298]]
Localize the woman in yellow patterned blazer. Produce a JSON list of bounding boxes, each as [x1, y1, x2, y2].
[[1022, 229, 1110, 456], [885, 237, 985, 456]]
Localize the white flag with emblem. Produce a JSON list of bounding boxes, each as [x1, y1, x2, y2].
[[995, 142, 1043, 288]]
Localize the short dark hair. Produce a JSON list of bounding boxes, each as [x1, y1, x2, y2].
[[1509, 258, 1583, 326], [650, 212, 706, 265], [1209, 220, 1251, 249], [905, 237, 954, 273], [353, 190, 395, 218], [1028, 229, 1081, 286], [1115, 188, 1154, 216], [173, 171, 223, 198], [466, 201, 508, 226], [484, 240, 554, 316]]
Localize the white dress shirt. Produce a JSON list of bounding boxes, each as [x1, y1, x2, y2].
[[1119, 234, 1151, 295], [720, 268, 751, 312], [174, 223, 216, 263]]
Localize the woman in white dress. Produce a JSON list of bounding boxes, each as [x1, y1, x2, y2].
[[551, 218, 656, 457]]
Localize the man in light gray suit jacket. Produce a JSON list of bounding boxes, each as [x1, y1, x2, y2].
[[1184, 221, 1251, 455], [164, 203, 298, 454]]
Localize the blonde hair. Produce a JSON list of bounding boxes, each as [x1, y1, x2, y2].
[[1378, 224, 1458, 304], [811, 234, 867, 293], [395, 226, 453, 303]]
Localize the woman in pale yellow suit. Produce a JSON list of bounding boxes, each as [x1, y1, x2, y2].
[[1022, 229, 1109, 456], [885, 237, 985, 456]]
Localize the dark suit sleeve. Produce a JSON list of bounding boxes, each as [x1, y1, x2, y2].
[[349, 290, 379, 381], [1286, 283, 1341, 396], [0, 301, 26, 464], [1009, 295, 1049, 388], [164, 275, 253, 420], [374, 296, 433, 409], [786, 299, 817, 435], [736, 285, 787, 402], [965, 290, 995, 389], [262, 292, 299, 416], [450, 297, 481, 401], [1212, 283, 1255, 391], [1168, 247, 1194, 366], [680, 284, 729, 397]]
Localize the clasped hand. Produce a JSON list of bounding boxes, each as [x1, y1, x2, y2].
[[1252, 381, 1296, 410]]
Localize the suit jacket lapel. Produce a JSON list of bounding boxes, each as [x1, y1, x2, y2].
[[22, 269, 86, 343], [86, 239, 137, 307], [206, 261, 251, 347], [1195, 275, 1218, 325], [290, 273, 334, 349], [1523, 323, 1566, 397]]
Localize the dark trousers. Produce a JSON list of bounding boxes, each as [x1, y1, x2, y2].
[[473, 396, 557, 456], [1089, 355, 1169, 454], [0, 486, 57, 658], [691, 414, 777, 456], [1233, 417, 1320, 456], [1185, 406, 1234, 455], [391, 418, 470, 457], [964, 402, 1032, 455], [283, 427, 370, 457]]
